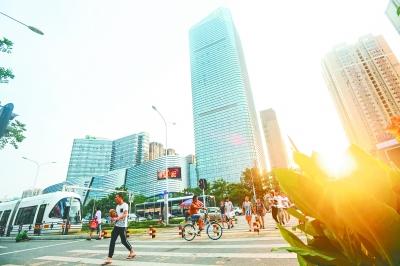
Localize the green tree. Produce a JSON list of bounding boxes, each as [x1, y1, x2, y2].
[[240, 167, 268, 200], [0, 120, 26, 149], [227, 183, 251, 206], [183, 187, 203, 196], [0, 38, 14, 84], [0, 37, 27, 150], [209, 179, 229, 204]]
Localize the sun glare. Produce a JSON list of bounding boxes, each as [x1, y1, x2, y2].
[[317, 151, 356, 178]]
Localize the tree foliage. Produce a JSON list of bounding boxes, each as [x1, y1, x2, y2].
[[274, 145, 400, 265], [0, 38, 14, 83], [0, 120, 26, 149], [82, 186, 147, 218], [0, 37, 27, 150]]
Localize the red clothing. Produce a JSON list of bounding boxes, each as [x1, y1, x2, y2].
[[189, 200, 203, 215]]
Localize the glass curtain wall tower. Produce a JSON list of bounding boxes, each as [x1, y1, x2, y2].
[[189, 7, 265, 183]]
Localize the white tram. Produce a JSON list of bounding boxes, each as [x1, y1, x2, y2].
[[0, 191, 82, 237]]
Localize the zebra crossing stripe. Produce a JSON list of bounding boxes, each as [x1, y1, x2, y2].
[[35, 256, 217, 265], [68, 249, 297, 259], [128, 236, 305, 242], [94, 243, 289, 249], [0, 246, 7, 248]]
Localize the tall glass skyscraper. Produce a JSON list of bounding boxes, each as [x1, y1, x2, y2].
[[189, 7, 265, 183], [386, 1, 400, 34], [260, 109, 289, 169], [110, 132, 149, 170]]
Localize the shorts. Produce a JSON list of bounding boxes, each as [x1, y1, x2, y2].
[[245, 215, 252, 223], [191, 214, 201, 224]]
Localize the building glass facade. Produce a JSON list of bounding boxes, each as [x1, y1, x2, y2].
[[386, 1, 400, 34], [85, 169, 126, 203], [189, 7, 266, 183], [260, 109, 289, 169], [110, 132, 149, 170], [125, 155, 190, 197], [66, 138, 113, 184]]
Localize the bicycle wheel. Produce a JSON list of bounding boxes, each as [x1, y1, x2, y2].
[[183, 224, 197, 241], [206, 222, 223, 240]]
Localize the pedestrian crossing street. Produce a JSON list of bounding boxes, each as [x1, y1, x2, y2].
[[1, 215, 301, 265], [25, 234, 301, 266]]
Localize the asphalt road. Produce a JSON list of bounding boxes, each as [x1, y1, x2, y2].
[[0, 215, 300, 266]]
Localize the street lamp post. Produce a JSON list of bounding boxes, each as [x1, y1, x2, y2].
[[152, 105, 169, 225], [22, 157, 56, 189], [0, 11, 44, 35], [250, 168, 257, 202]]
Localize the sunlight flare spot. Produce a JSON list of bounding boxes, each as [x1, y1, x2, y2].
[[318, 150, 356, 178]]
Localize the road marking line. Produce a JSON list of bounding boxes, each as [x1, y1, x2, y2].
[[35, 256, 217, 265], [68, 249, 297, 259], [129, 236, 305, 243], [0, 239, 86, 256], [0, 246, 7, 248], [94, 243, 289, 249]]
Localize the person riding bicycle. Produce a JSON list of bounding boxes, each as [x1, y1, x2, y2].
[[189, 195, 206, 230]]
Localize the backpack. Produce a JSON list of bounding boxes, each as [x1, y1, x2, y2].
[[89, 219, 98, 230]]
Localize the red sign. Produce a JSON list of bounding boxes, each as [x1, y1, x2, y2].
[[157, 167, 181, 179]]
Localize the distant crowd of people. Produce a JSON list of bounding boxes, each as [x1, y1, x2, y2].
[[240, 190, 292, 232]]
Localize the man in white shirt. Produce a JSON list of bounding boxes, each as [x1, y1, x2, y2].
[[103, 193, 135, 265], [224, 197, 234, 229], [95, 207, 102, 240]]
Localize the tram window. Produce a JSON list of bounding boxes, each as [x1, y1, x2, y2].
[[35, 204, 47, 224], [49, 198, 66, 218], [0, 211, 2, 221], [14, 206, 38, 225], [49, 198, 81, 223], [0, 210, 11, 226]]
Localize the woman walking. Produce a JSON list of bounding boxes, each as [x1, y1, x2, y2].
[[242, 196, 253, 232], [219, 200, 227, 228], [255, 198, 266, 229]]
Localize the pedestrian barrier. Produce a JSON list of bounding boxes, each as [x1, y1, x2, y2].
[[148, 226, 156, 238], [101, 229, 112, 238], [178, 225, 184, 238]]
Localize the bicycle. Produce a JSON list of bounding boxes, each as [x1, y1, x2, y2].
[[182, 211, 223, 241]]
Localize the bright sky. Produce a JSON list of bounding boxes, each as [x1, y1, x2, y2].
[[0, 0, 399, 199]]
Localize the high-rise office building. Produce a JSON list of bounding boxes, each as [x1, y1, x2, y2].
[[66, 138, 113, 183], [166, 148, 176, 156], [125, 155, 190, 197], [110, 132, 149, 170], [189, 7, 266, 183], [386, 1, 400, 34], [66, 133, 149, 200], [85, 168, 127, 203], [260, 109, 289, 169], [149, 142, 165, 160], [322, 35, 400, 152]]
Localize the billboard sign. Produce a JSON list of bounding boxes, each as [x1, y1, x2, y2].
[[157, 167, 181, 180]]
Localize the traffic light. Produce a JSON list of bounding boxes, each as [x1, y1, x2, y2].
[[198, 178, 207, 190], [0, 103, 16, 138]]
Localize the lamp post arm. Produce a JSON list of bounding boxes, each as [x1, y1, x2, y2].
[[0, 11, 44, 35]]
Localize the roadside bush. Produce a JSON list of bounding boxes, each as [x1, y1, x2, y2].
[[128, 220, 166, 228], [15, 230, 29, 242], [273, 145, 400, 266]]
